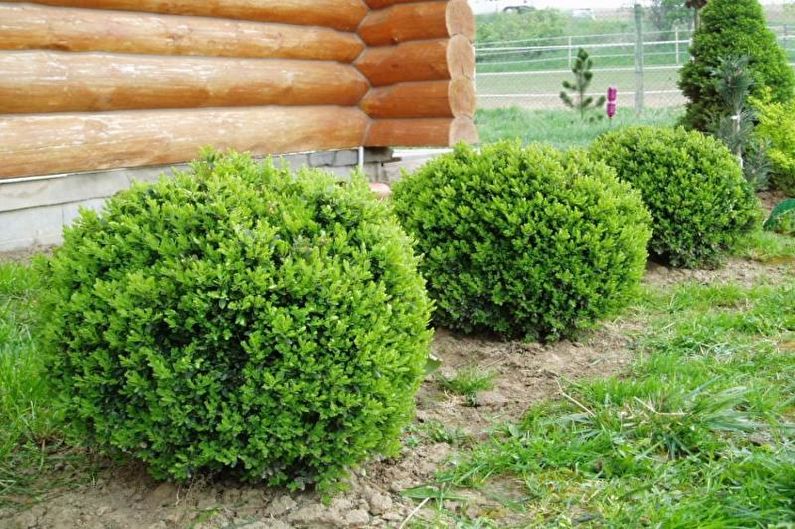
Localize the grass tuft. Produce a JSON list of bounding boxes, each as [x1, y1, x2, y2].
[[734, 230, 795, 264], [0, 261, 88, 509], [438, 368, 496, 407]]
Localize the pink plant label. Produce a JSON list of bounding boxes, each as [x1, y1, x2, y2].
[[607, 86, 618, 119]]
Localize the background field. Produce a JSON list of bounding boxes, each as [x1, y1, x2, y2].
[[476, 4, 795, 113]]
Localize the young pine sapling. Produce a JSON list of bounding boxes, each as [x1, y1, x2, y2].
[[560, 48, 606, 122]]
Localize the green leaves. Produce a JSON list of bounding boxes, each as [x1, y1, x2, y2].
[[679, 0, 794, 131], [750, 93, 795, 196], [40, 151, 433, 490], [393, 141, 652, 341], [560, 48, 606, 122], [592, 126, 762, 268], [764, 199, 795, 236]]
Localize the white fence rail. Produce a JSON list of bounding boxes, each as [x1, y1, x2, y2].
[[476, 22, 795, 111]]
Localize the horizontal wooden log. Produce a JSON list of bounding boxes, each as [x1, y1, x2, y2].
[[355, 35, 474, 86], [0, 107, 369, 179], [0, 4, 364, 62], [361, 79, 475, 118], [359, 0, 474, 46], [6, 0, 368, 31], [0, 51, 369, 113], [364, 0, 416, 8], [365, 117, 478, 147]]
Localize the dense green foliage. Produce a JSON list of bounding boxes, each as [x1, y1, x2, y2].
[[39, 152, 432, 489], [392, 142, 652, 341], [592, 126, 761, 268], [679, 0, 795, 131], [765, 199, 795, 235], [476, 9, 565, 46], [751, 91, 795, 195], [648, 0, 693, 33]]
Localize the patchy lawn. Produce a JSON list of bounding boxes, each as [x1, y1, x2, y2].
[[0, 230, 793, 529]]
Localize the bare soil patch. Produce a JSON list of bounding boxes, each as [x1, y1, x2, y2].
[[0, 323, 637, 529], [645, 258, 793, 288]]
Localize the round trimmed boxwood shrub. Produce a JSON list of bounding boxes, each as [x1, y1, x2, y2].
[[679, 0, 795, 131], [40, 152, 432, 489], [392, 141, 652, 341], [591, 126, 761, 268]]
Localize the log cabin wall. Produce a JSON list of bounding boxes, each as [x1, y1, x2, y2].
[[0, 0, 477, 180], [357, 0, 478, 147]]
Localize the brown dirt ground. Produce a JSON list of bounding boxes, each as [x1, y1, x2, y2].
[[0, 252, 790, 529], [0, 319, 639, 529]]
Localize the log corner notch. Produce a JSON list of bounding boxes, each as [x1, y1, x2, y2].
[[357, 0, 479, 147]]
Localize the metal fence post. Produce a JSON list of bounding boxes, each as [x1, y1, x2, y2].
[[568, 36, 573, 68], [634, 3, 645, 114], [675, 26, 680, 65]]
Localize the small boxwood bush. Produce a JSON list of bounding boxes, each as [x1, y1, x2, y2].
[[392, 141, 652, 341], [750, 91, 795, 196], [591, 126, 761, 268], [40, 152, 432, 489]]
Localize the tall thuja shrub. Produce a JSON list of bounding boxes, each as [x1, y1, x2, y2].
[[679, 0, 794, 131]]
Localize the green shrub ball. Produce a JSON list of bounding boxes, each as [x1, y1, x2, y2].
[[592, 126, 761, 268], [392, 141, 652, 341], [40, 152, 433, 489]]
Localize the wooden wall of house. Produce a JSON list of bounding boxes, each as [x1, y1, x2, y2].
[[0, 0, 477, 179]]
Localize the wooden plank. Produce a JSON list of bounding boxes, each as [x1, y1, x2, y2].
[[355, 35, 475, 86], [0, 51, 369, 113], [0, 3, 364, 62], [361, 79, 475, 118], [365, 117, 478, 146], [4, 0, 368, 31], [359, 0, 474, 46], [0, 107, 370, 179]]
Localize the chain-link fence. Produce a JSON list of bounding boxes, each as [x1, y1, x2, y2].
[[476, 7, 795, 113]]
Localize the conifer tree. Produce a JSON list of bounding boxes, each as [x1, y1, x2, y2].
[[560, 48, 606, 121]]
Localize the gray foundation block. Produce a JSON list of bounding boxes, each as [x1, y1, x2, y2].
[[0, 149, 396, 252]]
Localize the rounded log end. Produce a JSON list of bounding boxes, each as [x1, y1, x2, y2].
[[450, 117, 478, 145], [447, 0, 476, 41], [448, 35, 475, 81], [449, 78, 476, 118]]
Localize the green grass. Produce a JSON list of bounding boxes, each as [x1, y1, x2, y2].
[[0, 261, 87, 509], [735, 230, 795, 265], [422, 277, 795, 527], [476, 107, 681, 148], [438, 368, 496, 407], [405, 420, 472, 449]]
